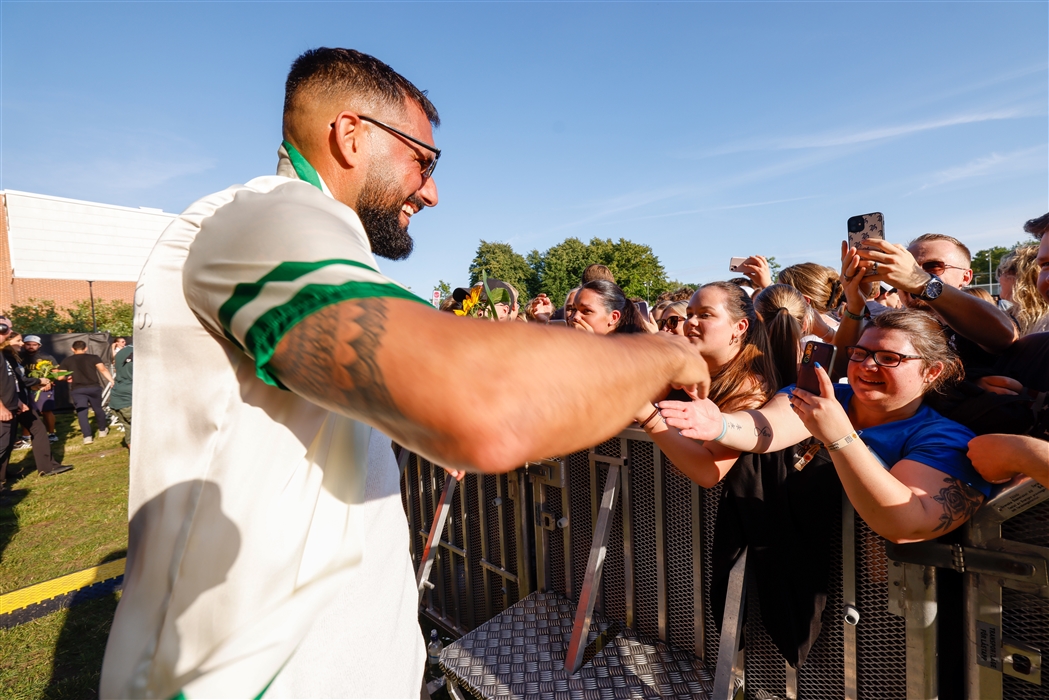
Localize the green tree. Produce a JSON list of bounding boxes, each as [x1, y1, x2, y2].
[[67, 299, 135, 336], [529, 238, 590, 306], [435, 280, 452, 304], [469, 241, 536, 299], [766, 256, 783, 281], [5, 298, 133, 335], [971, 242, 1025, 287]]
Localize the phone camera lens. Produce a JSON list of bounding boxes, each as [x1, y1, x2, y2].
[[847, 216, 866, 234]]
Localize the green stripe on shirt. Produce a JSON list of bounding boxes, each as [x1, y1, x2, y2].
[[217, 259, 380, 344], [244, 280, 429, 388]]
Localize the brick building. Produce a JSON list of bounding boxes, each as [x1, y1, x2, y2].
[[0, 190, 175, 312]]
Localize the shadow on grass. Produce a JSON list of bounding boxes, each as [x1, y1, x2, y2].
[[43, 549, 127, 700], [0, 488, 29, 565]]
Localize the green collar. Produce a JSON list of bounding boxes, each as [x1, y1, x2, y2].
[[282, 140, 324, 191]]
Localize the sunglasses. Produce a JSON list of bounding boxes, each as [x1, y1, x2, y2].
[[658, 315, 684, 331], [920, 260, 968, 275], [0, 324, 11, 335]]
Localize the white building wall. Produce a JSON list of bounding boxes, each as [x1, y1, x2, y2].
[[3, 190, 175, 282]]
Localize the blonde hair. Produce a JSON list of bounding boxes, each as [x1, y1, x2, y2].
[[1004, 244, 1049, 336], [962, 287, 995, 305], [754, 284, 809, 387], [777, 263, 843, 315]]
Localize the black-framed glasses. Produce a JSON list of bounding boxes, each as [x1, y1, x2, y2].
[[331, 115, 440, 179], [920, 260, 967, 275], [846, 345, 922, 368], [658, 315, 684, 331]]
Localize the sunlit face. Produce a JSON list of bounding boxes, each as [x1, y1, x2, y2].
[[353, 100, 439, 260], [847, 328, 940, 411], [113, 338, 127, 349], [564, 289, 580, 325], [7, 335, 23, 350], [684, 287, 747, 363], [902, 240, 972, 310], [1037, 235, 1049, 303], [659, 309, 687, 337], [571, 289, 619, 335]]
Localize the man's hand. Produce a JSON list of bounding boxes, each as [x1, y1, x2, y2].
[[0, 405, 13, 421], [737, 255, 773, 291], [856, 238, 930, 295], [968, 433, 1049, 487], [38, 378, 52, 391], [526, 294, 554, 323], [976, 375, 1024, 396], [18, 402, 29, 414]]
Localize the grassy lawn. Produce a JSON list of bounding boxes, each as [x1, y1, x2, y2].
[[0, 412, 129, 700]]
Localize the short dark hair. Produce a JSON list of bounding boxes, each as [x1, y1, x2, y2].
[[72, 340, 87, 351], [1024, 212, 1049, 239], [581, 264, 615, 285], [284, 48, 439, 127]]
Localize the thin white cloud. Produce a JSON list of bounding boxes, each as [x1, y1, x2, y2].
[[701, 109, 1029, 157], [908, 144, 1046, 194], [606, 195, 822, 225]]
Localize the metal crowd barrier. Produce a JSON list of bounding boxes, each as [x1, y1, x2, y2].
[[399, 428, 1049, 699]]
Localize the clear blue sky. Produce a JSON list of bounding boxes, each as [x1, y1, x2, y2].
[[3, 2, 1046, 294]]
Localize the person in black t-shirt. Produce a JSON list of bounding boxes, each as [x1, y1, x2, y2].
[[59, 340, 114, 444]]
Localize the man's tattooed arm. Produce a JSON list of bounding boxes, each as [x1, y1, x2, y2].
[[269, 298, 405, 426], [931, 477, 984, 533]]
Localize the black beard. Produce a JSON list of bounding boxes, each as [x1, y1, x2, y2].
[[355, 173, 415, 261]]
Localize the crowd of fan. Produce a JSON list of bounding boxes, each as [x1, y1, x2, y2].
[[443, 214, 1049, 546], [0, 329, 134, 489]]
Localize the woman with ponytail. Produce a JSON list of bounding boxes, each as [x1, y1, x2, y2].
[[631, 281, 780, 486], [778, 263, 843, 343], [753, 284, 810, 388], [568, 280, 647, 335]]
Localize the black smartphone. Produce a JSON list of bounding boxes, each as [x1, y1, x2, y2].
[[797, 341, 837, 395]]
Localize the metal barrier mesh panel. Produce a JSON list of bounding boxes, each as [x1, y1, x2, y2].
[[483, 474, 506, 609], [542, 483, 567, 596], [465, 474, 486, 630], [407, 455, 423, 569], [701, 481, 724, 664], [744, 582, 787, 698], [503, 473, 521, 604], [1002, 588, 1049, 699], [568, 451, 592, 605], [855, 519, 906, 699], [796, 500, 844, 698], [629, 439, 660, 641], [665, 461, 697, 655], [1002, 499, 1049, 548]]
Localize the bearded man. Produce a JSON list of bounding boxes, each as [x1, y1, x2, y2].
[[100, 48, 707, 699]]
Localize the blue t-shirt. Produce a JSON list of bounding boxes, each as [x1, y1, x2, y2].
[[780, 384, 992, 497]]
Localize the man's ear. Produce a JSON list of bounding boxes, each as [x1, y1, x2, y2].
[[961, 268, 974, 286], [329, 111, 365, 168]]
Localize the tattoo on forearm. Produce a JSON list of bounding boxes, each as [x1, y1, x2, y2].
[[754, 426, 771, 438], [728, 420, 742, 431], [932, 477, 983, 533], [272, 299, 404, 424]]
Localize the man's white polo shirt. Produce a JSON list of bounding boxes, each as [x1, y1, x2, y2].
[[100, 145, 428, 699]]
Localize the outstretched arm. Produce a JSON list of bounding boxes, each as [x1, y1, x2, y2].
[[859, 238, 1017, 354], [659, 391, 809, 454], [632, 403, 740, 488], [269, 297, 709, 473]]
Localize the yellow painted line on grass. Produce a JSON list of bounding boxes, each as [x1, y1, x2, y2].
[[0, 558, 126, 614]]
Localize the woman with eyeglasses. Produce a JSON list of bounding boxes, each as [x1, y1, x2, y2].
[[658, 309, 992, 543]]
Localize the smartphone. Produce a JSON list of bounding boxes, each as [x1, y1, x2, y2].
[[636, 300, 651, 323], [548, 319, 568, 327], [846, 212, 884, 251], [729, 257, 748, 272], [796, 341, 837, 396]]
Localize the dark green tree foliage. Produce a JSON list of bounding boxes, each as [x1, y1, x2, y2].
[[465, 237, 674, 307], [971, 242, 1026, 286], [468, 241, 536, 299], [435, 280, 452, 304], [6, 299, 134, 335]]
